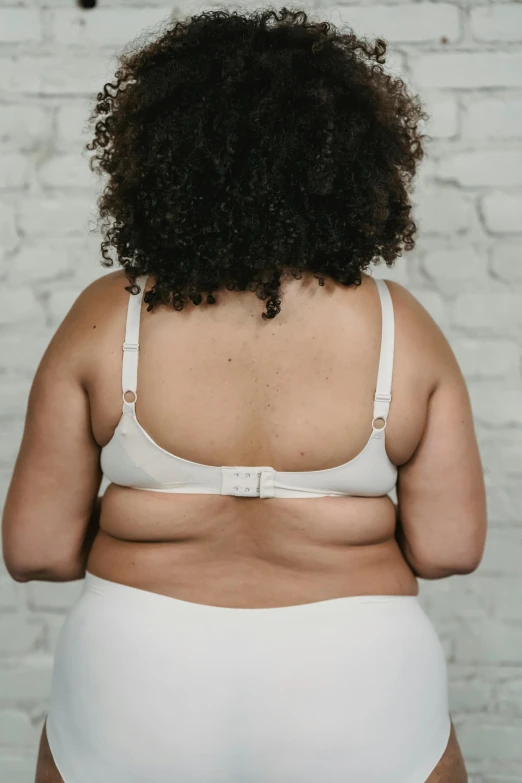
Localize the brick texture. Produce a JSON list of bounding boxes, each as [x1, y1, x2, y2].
[[1, 0, 521, 779]]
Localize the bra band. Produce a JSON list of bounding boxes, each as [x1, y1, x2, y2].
[[121, 275, 394, 422]]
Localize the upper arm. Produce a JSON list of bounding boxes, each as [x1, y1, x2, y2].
[[1, 278, 109, 581], [394, 286, 487, 577]]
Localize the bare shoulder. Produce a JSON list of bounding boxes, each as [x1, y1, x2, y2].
[[41, 270, 132, 385], [69, 269, 132, 325], [383, 278, 463, 386], [383, 278, 439, 331]]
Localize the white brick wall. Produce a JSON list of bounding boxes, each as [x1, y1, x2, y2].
[[0, 0, 521, 780]]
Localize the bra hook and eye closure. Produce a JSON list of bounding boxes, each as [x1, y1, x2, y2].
[[222, 467, 276, 498]]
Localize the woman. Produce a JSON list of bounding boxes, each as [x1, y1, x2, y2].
[[2, 8, 485, 782]]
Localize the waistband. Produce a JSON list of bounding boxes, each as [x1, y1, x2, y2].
[[83, 570, 419, 620]]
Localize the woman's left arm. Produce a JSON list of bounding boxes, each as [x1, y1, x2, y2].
[[1, 279, 108, 583]]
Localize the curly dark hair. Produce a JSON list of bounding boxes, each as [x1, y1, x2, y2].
[[87, 5, 428, 319]]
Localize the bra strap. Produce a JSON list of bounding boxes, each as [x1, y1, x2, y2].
[[122, 274, 148, 411], [372, 278, 394, 425]]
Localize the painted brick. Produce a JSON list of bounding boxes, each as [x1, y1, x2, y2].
[[468, 383, 522, 426], [8, 240, 73, 284], [2, 55, 114, 95], [482, 776, 522, 783], [436, 151, 522, 188], [1, 0, 522, 772], [0, 153, 30, 189], [485, 481, 522, 525], [348, 4, 461, 44], [451, 338, 520, 379], [464, 99, 522, 140], [414, 188, 474, 235], [38, 153, 95, 189], [457, 720, 522, 761], [0, 332, 55, 374], [412, 53, 522, 89], [449, 677, 492, 713], [477, 530, 522, 575], [422, 247, 487, 281], [55, 102, 93, 147], [0, 378, 32, 419], [0, 574, 18, 610], [481, 192, 522, 235], [490, 242, 522, 282], [451, 292, 522, 331], [0, 616, 43, 657], [426, 98, 460, 139], [41, 613, 67, 651], [0, 287, 44, 327], [26, 580, 84, 610], [0, 105, 52, 151], [0, 202, 19, 256], [479, 431, 522, 479], [0, 709, 37, 745], [487, 579, 522, 621], [0, 755, 37, 783], [0, 659, 53, 701], [427, 577, 490, 622], [470, 6, 522, 42], [34, 0, 173, 4], [0, 421, 25, 466], [455, 621, 522, 665], [52, 8, 174, 46], [0, 10, 41, 43], [495, 678, 522, 716], [18, 196, 94, 236]]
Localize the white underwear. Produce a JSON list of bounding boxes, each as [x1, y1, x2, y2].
[[46, 571, 452, 783]]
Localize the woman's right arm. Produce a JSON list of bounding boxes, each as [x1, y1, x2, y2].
[[393, 291, 487, 580]]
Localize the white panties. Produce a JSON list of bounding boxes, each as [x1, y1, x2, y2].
[[46, 571, 452, 783]]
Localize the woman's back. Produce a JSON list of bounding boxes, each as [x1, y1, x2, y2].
[[2, 8, 488, 779], [76, 267, 481, 608]]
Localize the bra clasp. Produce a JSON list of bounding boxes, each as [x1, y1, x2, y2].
[[221, 466, 276, 498]]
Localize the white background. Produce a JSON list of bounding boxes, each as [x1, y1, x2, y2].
[[0, 0, 521, 780]]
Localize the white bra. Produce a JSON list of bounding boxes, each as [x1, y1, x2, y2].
[[100, 275, 398, 499]]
